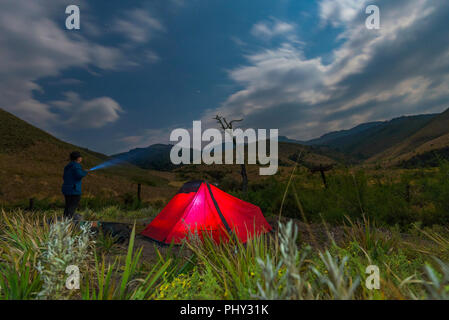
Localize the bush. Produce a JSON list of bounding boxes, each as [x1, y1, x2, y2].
[[36, 219, 95, 300]]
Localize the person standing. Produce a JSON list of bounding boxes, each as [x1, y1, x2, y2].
[[62, 151, 88, 220]]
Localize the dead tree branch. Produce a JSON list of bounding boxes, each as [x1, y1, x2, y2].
[[213, 115, 248, 193]]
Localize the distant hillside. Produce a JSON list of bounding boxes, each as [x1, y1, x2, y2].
[[116, 140, 340, 171], [279, 136, 306, 145], [304, 122, 384, 147], [370, 108, 449, 165], [0, 108, 173, 204], [400, 147, 449, 168], [303, 114, 437, 160], [112, 144, 178, 171], [113, 109, 448, 173]]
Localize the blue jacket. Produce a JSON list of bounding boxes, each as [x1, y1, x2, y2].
[[62, 161, 88, 195]]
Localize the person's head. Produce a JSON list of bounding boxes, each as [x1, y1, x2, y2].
[[70, 151, 82, 163]]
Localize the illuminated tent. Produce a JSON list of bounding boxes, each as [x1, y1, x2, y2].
[[141, 180, 272, 244]]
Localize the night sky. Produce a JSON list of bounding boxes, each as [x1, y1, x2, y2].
[[1, 0, 448, 154]]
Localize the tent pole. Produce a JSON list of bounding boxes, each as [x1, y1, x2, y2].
[[205, 182, 232, 234]]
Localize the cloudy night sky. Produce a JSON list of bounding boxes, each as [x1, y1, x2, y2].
[[1, 0, 449, 155]]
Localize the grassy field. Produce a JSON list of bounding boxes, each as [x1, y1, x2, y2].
[[1, 209, 448, 300], [1, 162, 449, 300]]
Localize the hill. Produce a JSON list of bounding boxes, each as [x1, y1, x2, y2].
[[304, 122, 384, 147], [302, 114, 437, 160], [116, 139, 339, 173], [112, 144, 178, 171], [370, 108, 449, 165], [0, 108, 174, 205], [0, 108, 343, 204], [112, 137, 341, 191]]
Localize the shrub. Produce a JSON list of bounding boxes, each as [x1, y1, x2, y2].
[[36, 219, 95, 300]]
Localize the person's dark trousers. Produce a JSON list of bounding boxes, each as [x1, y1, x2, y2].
[[64, 195, 81, 219]]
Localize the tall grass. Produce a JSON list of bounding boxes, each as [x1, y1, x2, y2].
[[237, 161, 449, 229], [173, 219, 449, 300], [1, 204, 449, 300], [81, 226, 176, 300], [184, 228, 276, 299], [0, 210, 178, 300], [0, 210, 51, 299]]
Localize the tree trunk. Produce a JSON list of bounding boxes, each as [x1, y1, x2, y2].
[[28, 198, 35, 211], [137, 183, 142, 203], [233, 136, 248, 193], [320, 169, 328, 189], [240, 164, 248, 193]]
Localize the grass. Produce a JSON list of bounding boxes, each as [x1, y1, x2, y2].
[[234, 161, 449, 230], [0, 209, 183, 300], [81, 226, 177, 300], [0, 208, 449, 300], [78, 205, 159, 222], [1, 162, 449, 300]]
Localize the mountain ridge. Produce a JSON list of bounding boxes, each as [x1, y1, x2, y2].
[[280, 113, 439, 161], [369, 108, 449, 164]]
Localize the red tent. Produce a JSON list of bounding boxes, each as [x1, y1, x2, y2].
[[141, 181, 272, 244]]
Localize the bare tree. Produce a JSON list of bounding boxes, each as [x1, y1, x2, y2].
[[214, 115, 248, 193]]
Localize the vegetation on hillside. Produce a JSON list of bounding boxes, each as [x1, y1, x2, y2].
[[222, 161, 449, 229], [306, 114, 436, 160], [370, 109, 449, 165]]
